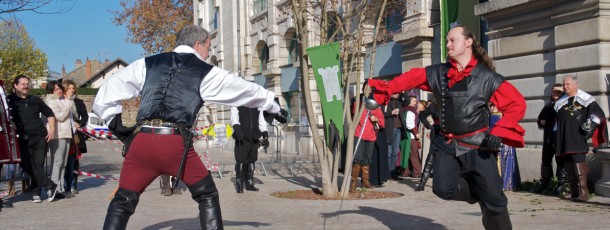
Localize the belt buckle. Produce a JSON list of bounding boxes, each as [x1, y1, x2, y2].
[[150, 119, 163, 127]]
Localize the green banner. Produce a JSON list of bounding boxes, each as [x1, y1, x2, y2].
[[441, 0, 459, 62], [307, 42, 344, 142]]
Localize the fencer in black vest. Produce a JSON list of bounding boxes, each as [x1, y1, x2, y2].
[[231, 106, 269, 193], [369, 26, 526, 230], [94, 25, 287, 230]]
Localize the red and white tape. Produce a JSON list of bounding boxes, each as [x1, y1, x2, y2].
[[80, 128, 113, 139], [75, 170, 119, 181]]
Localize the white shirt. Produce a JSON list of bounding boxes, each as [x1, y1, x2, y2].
[[406, 111, 416, 139], [0, 85, 7, 118], [93, 45, 280, 123], [230, 107, 268, 132]]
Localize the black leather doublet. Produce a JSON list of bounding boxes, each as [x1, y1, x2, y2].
[[136, 52, 213, 128], [237, 106, 262, 141], [426, 63, 504, 135]]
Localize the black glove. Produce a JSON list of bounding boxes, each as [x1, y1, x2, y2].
[[232, 124, 243, 143], [581, 121, 599, 139], [260, 131, 270, 149], [108, 114, 135, 143], [259, 138, 270, 149], [263, 109, 289, 124], [481, 134, 502, 151], [275, 109, 289, 124]]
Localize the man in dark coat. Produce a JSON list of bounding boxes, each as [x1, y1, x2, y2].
[[535, 83, 565, 194], [554, 75, 607, 202]]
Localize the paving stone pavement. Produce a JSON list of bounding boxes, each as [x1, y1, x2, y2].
[[1, 140, 609, 229]]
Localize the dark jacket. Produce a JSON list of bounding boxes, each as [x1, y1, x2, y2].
[[7, 94, 55, 137], [382, 98, 403, 144], [73, 97, 88, 153], [537, 102, 557, 145]]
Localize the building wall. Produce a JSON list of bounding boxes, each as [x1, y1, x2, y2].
[[472, 0, 610, 181], [90, 63, 125, 88]]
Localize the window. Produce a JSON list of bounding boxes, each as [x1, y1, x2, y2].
[[260, 44, 269, 71], [90, 117, 104, 126], [209, 1, 218, 30], [385, 10, 403, 34], [253, 0, 267, 15], [288, 33, 299, 64]]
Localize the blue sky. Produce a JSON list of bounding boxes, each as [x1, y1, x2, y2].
[[16, 0, 145, 73]]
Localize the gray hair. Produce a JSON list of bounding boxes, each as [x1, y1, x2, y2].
[[175, 25, 210, 48], [562, 75, 577, 83]]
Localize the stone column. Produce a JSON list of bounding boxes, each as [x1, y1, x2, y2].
[[595, 149, 610, 197]]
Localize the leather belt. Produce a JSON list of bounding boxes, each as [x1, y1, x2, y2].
[[139, 127, 181, 135], [440, 127, 488, 144]]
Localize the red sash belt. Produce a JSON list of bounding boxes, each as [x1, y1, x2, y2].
[[440, 127, 488, 145]]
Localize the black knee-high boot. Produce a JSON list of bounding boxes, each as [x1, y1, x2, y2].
[[235, 163, 244, 193], [554, 166, 567, 195], [103, 188, 140, 230], [188, 174, 223, 230], [245, 163, 259, 191], [415, 152, 435, 191]]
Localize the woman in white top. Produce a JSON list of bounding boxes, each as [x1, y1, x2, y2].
[[45, 81, 76, 196]]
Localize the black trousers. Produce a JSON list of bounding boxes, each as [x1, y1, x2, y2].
[[234, 139, 258, 163], [542, 143, 564, 168], [19, 135, 54, 194], [431, 136, 507, 215]]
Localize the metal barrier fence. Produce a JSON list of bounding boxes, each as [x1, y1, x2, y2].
[[193, 123, 319, 178]]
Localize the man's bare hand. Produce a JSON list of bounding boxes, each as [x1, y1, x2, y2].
[[46, 132, 55, 142]]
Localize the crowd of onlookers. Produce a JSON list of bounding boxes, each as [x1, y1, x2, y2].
[[1, 76, 88, 206]]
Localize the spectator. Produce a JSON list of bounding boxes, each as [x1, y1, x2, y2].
[[7, 75, 59, 203], [1, 79, 20, 209], [416, 98, 439, 191], [62, 80, 88, 195], [535, 83, 566, 194], [382, 93, 404, 180], [350, 83, 385, 192], [554, 75, 607, 202], [398, 96, 422, 178], [45, 81, 77, 198]]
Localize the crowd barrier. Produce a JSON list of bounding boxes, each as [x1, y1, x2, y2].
[[193, 123, 319, 178]]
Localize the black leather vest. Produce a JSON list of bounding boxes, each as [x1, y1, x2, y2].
[[136, 52, 213, 128], [426, 63, 504, 135], [237, 106, 262, 141]]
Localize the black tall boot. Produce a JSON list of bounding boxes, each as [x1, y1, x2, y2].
[[534, 166, 553, 193], [480, 203, 512, 230], [564, 162, 578, 199], [415, 152, 435, 191], [103, 188, 140, 230], [188, 174, 224, 230], [235, 163, 244, 193], [245, 163, 259, 191], [554, 166, 567, 195]]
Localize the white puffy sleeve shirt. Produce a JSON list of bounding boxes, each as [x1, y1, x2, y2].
[[93, 45, 280, 123]]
